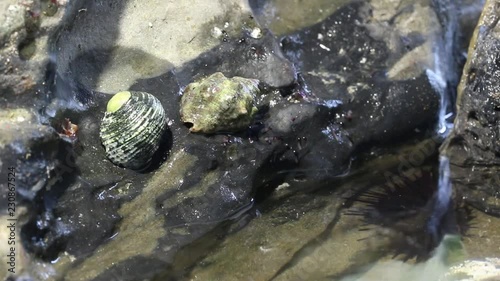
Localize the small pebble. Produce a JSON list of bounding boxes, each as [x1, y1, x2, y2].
[[211, 26, 222, 38], [250, 27, 262, 39], [319, 44, 331, 51]]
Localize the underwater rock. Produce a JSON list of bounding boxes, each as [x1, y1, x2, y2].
[[186, 144, 442, 280], [441, 0, 500, 216], [0, 0, 66, 107], [12, 1, 482, 280], [100, 91, 167, 170], [55, 0, 257, 93], [249, 0, 351, 36], [180, 72, 259, 134], [447, 258, 500, 281], [0, 1, 24, 45], [56, 0, 295, 104]]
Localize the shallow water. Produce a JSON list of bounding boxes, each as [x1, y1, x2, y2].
[[6, 0, 499, 280]]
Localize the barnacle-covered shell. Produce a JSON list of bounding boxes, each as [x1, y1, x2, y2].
[[100, 91, 167, 170], [180, 72, 260, 133]]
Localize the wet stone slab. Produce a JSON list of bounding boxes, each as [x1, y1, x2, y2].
[[3, 0, 462, 280], [442, 0, 500, 216]]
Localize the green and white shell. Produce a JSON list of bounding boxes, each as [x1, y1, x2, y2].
[[100, 91, 167, 170], [180, 72, 260, 133]]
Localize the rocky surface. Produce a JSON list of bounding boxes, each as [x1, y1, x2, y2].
[[0, 0, 492, 281], [250, 0, 351, 36], [447, 258, 500, 281], [187, 146, 441, 280], [441, 0, 500, 216], [0, 2, 72, 279], [0, 0, 64, 107], [23, 2, 440, 280], [54, 0, 262, 95]]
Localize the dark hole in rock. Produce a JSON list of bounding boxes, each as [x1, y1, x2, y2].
[[495, 53, 500, 68], [467, 68, 477, 84], [467, 110, 478, 122], [466, 129, 480, 141], [184, 122, 194, 129], [401, 32, 426, 52], [18, 38, 37, 60]]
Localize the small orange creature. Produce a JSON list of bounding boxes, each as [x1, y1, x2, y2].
[[60, 118, 78, 139]]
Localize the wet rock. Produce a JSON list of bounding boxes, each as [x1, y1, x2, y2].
[[175, 30, 296, 88], [460, 209, 500, 259], [26, 82, 350, 280], [56, 10, 295, 105], [456, 0, 486, 52], [0, 109, 71, 281], [11, 1, 473, 280], [0, 109, 62, 204], [0, 0, 65, 107], [0, 1, 25, 45], [188, 192, 351, 281], [447, 258, 500, 281], [249, 0, 351, 36], [279, 2, 441, 144], [55, 0, 259, 94], [186, 142, 442, 280], [339, 235, 464, 281], [441, 0, 500, 215]]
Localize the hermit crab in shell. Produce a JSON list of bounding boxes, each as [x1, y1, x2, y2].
[[99, 91, 167, 170], [180, 72, 260, 134]]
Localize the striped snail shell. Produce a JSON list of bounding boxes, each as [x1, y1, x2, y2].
[[100, 91, 167, 170]]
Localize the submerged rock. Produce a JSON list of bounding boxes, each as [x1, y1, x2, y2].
[[6, 0, 481, 280], [180, 72, 259, 133], [250, 0, 351, 36], [447, 258, 500, 281], [55, 0, 259, 94]]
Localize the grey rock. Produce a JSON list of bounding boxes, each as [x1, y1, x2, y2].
[[54, 0, 260, 94], [0, 0, 64, 107], [0, 2, 25, 45], [0, 109, 62, 206], [250, 0, 351, 36], [441, 0, 500, 215], [7, 0, 480, 280], [447, 258, 500, 281], [279, 2, 441, 145]]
